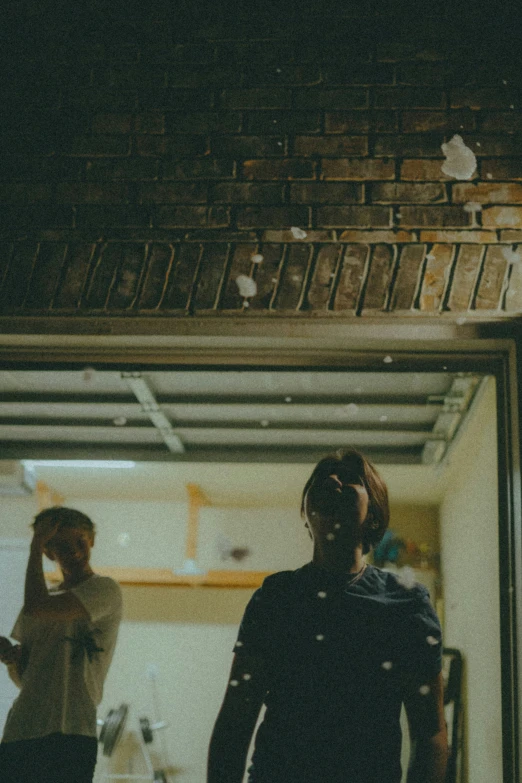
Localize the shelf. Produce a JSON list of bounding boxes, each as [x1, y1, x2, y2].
[[46, 567, 272, 588]]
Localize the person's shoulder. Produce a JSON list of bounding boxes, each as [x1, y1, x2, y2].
[[367, 565, 427, 601], [254, 568, 303, 603], [87, 574, 123, 602]]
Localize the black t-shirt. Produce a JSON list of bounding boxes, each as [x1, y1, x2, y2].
[[234, 562, 442, 783]]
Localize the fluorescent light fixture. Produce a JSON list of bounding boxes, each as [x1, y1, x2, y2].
[[21, 460, 136, 469]]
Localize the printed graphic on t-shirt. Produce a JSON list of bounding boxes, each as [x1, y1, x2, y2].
[[64, 628, 104, 663]]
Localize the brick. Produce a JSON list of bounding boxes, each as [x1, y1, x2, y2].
[[325, 111, 398, 134], [160, 244, 201, 311], [374, 88, 445, 109], [401, 110, 475, 133], [170, 43, 216, 63], [361, 244, 395, 311], [56, 183, 131, 204], [107, 244, 147, 309], [418, 244, 454, 311], [135, 113, 165, 134], [0, 155, 83, 182], [338, 230, 416, 242], [221, 89, 291, 109], [478, 112, 522, 133], [0, 206, 74, 232], [0, 243, 38, 310], [321, 158, 395, 181], [53, 244, 96, 309], [163, 159, 235, 180], [374, 135, 441, 157], [260, 231, 332, 245], [294, 136, 368, 156], [155, 206, 229, 228], [401, 159, 452, 181], [307, 245, 342, 310], [141, 89, 214, 111], [396, 62, 449, 85], [136, 134, 208, 156], [398, 206, 470, 228], [498, 229, 522, 242], [86, 158, 159, 181], [220, 244, 258, 309], [389, 244, 425, 310], [474, 246, 508, 310], [447, 245, 483, 311], [0, 184, 52, 203], [79, 244, 113, 308], [244, 112, 321, 135], [289, 183, 363, 203], [322, 63, 394, 85], [193, 244, 229, 310], [242, 159, 316, 180], [505, 263, 522, 312], [236, 206, 309, 229], [63, 88, 137, 113], [316, 206, 390, 228], [76, 206, 151, 228], [166, 112, 241, 134], [275, 244, 312, 310], [371, 183, 446, 203], [211, 136, 285, 158], [419, 230, 497, 243], [186, 231, 258, 243], [482, 206, 522, 229], [24, 243, 67, 310], [210, 183, 283, 204], [242, 63, 321, 87], [451, 88, 514, 109], [248, 243, 284, 311], [168, 64, 241, 89], [138, 244, 175, 309], [92, 114, 133, 134], [67, 136, 130, 156], [91, 64, 166, 89], [452, 182, 522, 203], [481, 159, 522, 180], [293, 89, 368, 110], [139, 183, 207, 204], [461, 135, 522, 157], [333, 244, 368, 311]]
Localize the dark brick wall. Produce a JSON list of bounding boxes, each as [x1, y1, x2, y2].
[[1, 0, 521, 318]]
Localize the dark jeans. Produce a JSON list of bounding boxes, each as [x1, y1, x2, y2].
[[0, 732, 98, 783]]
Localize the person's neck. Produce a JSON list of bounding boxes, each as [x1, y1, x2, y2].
[[60, 567, 94, 589], [312, 543, 365, 574]]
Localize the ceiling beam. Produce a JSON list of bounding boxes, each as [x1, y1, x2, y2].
[[121, 372, 184, 454], [0, 443, 423, 464], [0, 418, 436, 432], [0, 392, 446, 406]]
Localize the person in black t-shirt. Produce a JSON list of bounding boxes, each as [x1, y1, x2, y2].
[[207, 448, 448, 783]]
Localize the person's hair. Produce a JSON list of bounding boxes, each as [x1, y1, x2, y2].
[[31, 506, 96, 537], [300, 448, 389, 554]]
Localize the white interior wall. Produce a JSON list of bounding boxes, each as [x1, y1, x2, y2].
[[439, 377, 502, 783]]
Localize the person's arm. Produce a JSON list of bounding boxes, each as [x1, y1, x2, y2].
[[404, 671, 448, 783], [24, 522, 89, 621], [0, 638, 23, 688], [207, 653, 267, 783]]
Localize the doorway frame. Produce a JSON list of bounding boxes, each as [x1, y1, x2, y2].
[[0, 318, 520, 781]]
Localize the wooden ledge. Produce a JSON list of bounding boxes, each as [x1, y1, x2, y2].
[[46, 567, 273, 588]]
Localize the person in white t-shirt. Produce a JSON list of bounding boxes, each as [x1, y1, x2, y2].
[[0, 506, 122, 783]]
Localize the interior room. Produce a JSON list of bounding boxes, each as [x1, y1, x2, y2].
[[0, 367, 502, 783]]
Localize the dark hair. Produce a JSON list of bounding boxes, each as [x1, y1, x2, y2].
[[301, 448, 389, 554], [32, 506, 96, 536]]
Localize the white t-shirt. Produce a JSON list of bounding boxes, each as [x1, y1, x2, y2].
[[2, 574, 122, 743]]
